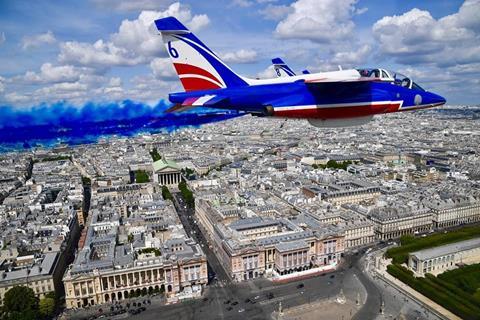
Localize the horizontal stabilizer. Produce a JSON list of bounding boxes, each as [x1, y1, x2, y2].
[[165, 104, 196, 113], [166, 94, 229, 113]]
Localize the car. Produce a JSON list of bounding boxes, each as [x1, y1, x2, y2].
[[238, 308, 245, 313], [330, 274, 335, 279], [245, 298, 251, 303], [203, 297, 208, 302], [224, 300, 231, 304], [139, 306, 146, 312], [254, 295, 260, 300], [296, 283, 304, 289], [226, 306, 233, 311], [267, 292, 274, 299], [231, 301, 238, 306]]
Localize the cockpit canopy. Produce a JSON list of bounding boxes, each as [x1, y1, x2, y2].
[[356, 68, 425, 91]]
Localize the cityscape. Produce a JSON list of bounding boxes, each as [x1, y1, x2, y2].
[[1, 106, 479, 319]]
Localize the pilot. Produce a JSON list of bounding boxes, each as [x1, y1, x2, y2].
[[360, 69, 369, 77]]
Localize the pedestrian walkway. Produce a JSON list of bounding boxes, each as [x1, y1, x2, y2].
[[374, 257, 461, 320]]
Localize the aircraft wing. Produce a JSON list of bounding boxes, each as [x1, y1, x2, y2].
[[166, 94, 229, 113]]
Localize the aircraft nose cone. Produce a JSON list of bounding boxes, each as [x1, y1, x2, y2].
[[425, 92, 446, 107]]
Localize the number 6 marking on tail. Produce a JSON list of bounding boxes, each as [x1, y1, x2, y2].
[[168, 41, 179, 58]]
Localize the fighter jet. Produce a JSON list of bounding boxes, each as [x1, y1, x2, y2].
[[154, 17, 446, 128]]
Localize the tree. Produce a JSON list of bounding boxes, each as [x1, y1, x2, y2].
[[150, 148, 162, 162], [2, 286, 38, 320], [161, 185, 173, 201], [178, 180, 195, 208], [39, 297, 55, 319]]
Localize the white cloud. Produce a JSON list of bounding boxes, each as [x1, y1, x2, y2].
[[188, 14, 210, 32], [150, 57, 177, 79], [231, 0, 254, 7], [256, 65, 277, 79], [332, 44, 371, 66], [21, 31, 56, 50], [221, 49, 258, 64], [90, 0, 175, 12], [372, 1, 480, 66], [4, 92, 31, 104], [59, 40, 145, 67], [19, 63, 91, 84], [0, 76, 5, 93], [260, 4, 293, 21], [275, 0, 358, 43], [59, 3, 209, 68], [355, 7, 368, 15]]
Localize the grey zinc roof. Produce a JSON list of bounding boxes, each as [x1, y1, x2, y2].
[[411, 237, 480, 261], [229, 217, 279, 231], [275, 240, 309, 253]]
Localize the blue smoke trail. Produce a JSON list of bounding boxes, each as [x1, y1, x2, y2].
[[0, 100, 243, 151]]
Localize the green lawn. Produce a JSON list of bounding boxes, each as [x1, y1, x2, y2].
[[386, 225, 480, 264], [438, 263, 480, 300], [135, 170, 150, 183]]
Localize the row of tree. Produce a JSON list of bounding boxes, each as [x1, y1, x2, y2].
[[312, 160, 353, 171], [161, 185, 173, 201], [386, 264, 480, 320], [149, 148, 162, 162], [178, 180, 195, 208]]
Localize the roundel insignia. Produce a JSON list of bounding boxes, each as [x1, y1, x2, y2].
[[414, 94, 422, 106]]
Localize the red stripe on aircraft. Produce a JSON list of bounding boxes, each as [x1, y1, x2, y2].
[[180, 77, 222, 92], [174, 63, 221, 85], [273, 103, 401, 119]]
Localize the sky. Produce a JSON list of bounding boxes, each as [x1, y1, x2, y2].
[[0, 0, 479, 108]]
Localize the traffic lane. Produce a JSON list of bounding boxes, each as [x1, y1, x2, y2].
[[351, 256, 381, 320]]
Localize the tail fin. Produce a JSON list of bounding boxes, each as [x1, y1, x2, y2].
[[154, 17, 248, 92], [272, 57, 296, 77]]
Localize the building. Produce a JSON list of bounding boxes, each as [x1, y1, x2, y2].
[[428, 196, 480, 229], [408, 237, 480, 276], [302, 180, 380, 205], [0, 252, 62, 304], [152, 159, 181, 187], [368, 205, 432, 240], [63, 190, 207, 309], [195, 198, 344, 282], [63, 237, 207, 308], [341, 219, 375, 249]]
